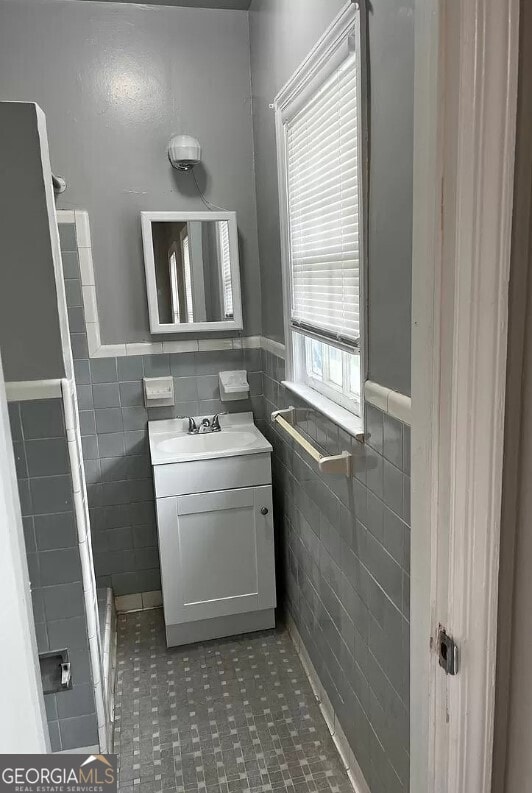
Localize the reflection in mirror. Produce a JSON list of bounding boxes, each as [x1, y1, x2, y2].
[[142, 212, 242, 334], [153, 220, 233, 324]]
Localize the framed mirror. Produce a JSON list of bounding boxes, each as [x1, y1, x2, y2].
[[141, 211, 243, 334]]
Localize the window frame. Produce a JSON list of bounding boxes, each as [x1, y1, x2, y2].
[[216, 221, 234, 320], [179, 227, 194, 323], [273, 1, 367, 429]]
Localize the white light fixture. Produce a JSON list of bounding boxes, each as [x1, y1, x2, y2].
[[167, 134, 201, 171]]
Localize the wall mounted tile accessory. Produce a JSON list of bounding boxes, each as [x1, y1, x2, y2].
[[39, 649, 72, 694], [219, 370, 250, 401], [143, 376, 174, 407], [271, 406, 354, 476]]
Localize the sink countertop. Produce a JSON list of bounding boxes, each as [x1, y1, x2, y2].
[[148, 411, 272, 465]]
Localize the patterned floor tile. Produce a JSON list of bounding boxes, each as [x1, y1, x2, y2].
[[113, 610, 351, 793]]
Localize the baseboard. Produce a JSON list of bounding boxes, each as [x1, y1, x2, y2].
[[114, 590, 163, 613], [286, 615, 371, 793], [101, 587, 117, 749]]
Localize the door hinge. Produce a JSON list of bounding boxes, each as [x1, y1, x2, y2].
[[438, 626, 459, 675]]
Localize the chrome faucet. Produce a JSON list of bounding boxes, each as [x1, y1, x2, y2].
[[211, 412, 226, 432], [178, 413, 226, 435], [177, 416, 198, 434], [198, 417, 211, 434]]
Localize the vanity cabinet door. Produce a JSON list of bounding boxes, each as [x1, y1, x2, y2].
[[156, 485, 276, 626]]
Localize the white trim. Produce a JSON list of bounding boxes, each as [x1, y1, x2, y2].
[[5, 379, 63, 402], [273, 2, 366, 414], [115, 590, 163, 613], [36, 106, 74, 384], [162, 340, 200, 354], [234, 336, 262, 350], [282, 380, 363, 438], [58, 209, 264, 359], [273, 2, 357, 113], [364, 381, 411, 426], [260, 336, 286, 358], [286, 614, 370, 793], [35, 114, 107, 753], [198, 338, 233, 351], [61, 377, 109, 753], [0, 357, 49, 753], [100, 586, 117, 735], [411, 0, 519, 791], [141, 211, 243, 335], [57, 210, 75, 224], [410, 0, 442, 787]]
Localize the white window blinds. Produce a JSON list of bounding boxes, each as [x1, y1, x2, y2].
[[286, 51, 360, 347], [182, 236, 194, 322], [218, 221, 233, 318]]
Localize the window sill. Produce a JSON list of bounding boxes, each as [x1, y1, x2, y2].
[[282, 380, 364, 439]]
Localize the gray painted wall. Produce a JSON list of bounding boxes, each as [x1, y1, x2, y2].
[[249, 0, 414, 395], [0, 102, 65, 381], [0, 0, 261, 343], [8, 398, 98, 752]]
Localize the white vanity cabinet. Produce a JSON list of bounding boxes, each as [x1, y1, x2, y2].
[[149, 415, 276, 647]]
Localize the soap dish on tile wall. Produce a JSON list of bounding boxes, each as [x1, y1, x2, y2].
[[219, 370, 250, 402], [143, 376, 175, 407]]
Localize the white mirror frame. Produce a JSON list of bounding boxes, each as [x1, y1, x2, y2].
[[141, 210, 243, 335]]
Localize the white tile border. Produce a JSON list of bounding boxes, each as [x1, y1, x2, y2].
[[115, 590, 163, 613], [286, 614, 371, 793], [56, 210, 409, 434], [56, 210, 264, 359], [364, 379, 411, 426], [5, 379, 63, 402], [261, 335, 286, 358], [283, 380, 364, 439], [61, 378, 109, 753]]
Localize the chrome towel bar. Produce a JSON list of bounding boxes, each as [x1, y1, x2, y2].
[[271, 406, 352, 477]]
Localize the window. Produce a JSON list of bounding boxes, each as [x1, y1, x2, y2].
[[217, 221, 234, 319], [274, 4, 364, 421], [181, 233, 194, 322], [168, 248, 181, 324]]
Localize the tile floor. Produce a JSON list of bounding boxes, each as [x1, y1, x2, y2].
[[114, 609, 352, 793]]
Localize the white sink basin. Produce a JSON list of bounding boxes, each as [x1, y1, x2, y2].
[[148, 413, 272, 465], [158, 430, 258, 456]]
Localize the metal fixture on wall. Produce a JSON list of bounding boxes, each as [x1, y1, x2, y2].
[[167, 134, 229, 213], [167, 134, 201, 171], [52, 173, 66, 194]]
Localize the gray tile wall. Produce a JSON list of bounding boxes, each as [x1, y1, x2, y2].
[[8, 399, 98, 752], [60, 224, 410, 788], [60, 224, 263, 596], [258, 351, 411, 793]]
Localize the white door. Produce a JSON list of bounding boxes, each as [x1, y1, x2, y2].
[[0, 354, 49, 752], [157, 485, 276, 626], [411, 0, 518, 790]]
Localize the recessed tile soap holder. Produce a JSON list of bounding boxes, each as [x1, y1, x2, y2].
[[271, 406, 353, 477], [219, 370, 250, 402], [39, 649, 72, 694], [144, 376, 175, 407]]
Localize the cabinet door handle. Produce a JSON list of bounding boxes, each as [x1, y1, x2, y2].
[[260, 506, 269, 515]]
